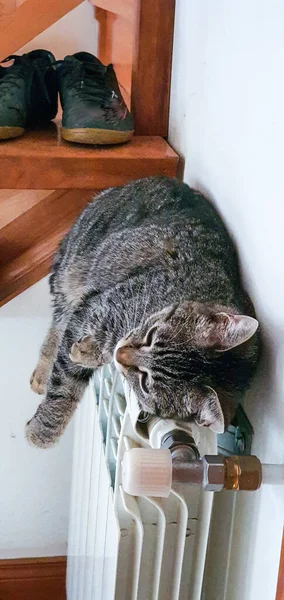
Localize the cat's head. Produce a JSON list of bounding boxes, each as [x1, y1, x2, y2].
[[114, 301, 259, 433]]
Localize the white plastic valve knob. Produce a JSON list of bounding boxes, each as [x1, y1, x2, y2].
[[122, 448, 172, 498]]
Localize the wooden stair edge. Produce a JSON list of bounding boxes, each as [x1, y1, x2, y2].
[[0, 189, 92, 265], [0, 187, 94, 306], [0, 190, 60, 229], [0, 132, 179, 190], [0, 228, 67, 307]]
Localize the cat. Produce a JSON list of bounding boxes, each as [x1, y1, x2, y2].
[[27, 176, 260, 448]]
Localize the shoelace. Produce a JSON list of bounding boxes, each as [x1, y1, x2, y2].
[[56, 58, 119, 107]]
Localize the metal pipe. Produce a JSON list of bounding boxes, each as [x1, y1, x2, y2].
[[261, 463, 284, 485], [122, 433, 284, 497]]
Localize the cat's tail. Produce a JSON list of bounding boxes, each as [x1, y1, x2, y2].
[[25, 350, 93, 449]]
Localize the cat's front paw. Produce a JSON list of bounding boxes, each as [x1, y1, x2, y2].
[[25, 416, 58, 449], [30, 365, 47, 395], [69, 336, 98, 367]]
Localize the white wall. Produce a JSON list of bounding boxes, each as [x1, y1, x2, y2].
[[19, 1, 98, 59], [0, 279, 74, 558], [169, 2, 284, 599]]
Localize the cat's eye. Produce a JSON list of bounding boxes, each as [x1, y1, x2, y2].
[[144, 326, 157, 347], [139, 371, 149, 395]]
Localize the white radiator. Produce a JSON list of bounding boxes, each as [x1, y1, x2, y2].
[[67, 364, 218, 600]]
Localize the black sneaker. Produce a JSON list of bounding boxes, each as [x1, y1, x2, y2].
[[56, 52, 134, 145], [0, 49, 57, 140]]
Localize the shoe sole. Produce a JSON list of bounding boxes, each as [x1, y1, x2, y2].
[[0, 126, 25, 140], [61, 127, 134, 145]]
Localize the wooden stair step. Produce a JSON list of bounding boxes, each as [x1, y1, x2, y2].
[[0, 189, 93, 306], [0, 189, 51, 228], [0, 189, 91, 265], [0, 228, 64, 307], [0, 125, 179, 190]]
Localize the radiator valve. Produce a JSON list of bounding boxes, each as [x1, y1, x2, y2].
[[122, 448, 284, 498]]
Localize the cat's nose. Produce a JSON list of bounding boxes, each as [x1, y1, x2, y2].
[[115, 346, 136, 368]]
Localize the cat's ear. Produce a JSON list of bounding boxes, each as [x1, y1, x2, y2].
[[194, 386, 225, 433], [199, 312, 259, 351]]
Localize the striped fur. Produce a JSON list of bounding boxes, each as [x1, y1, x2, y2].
[[26, 177, 260, 448]]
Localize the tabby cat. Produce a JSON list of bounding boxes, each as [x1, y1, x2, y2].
[[27, 176, 259, 448]]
